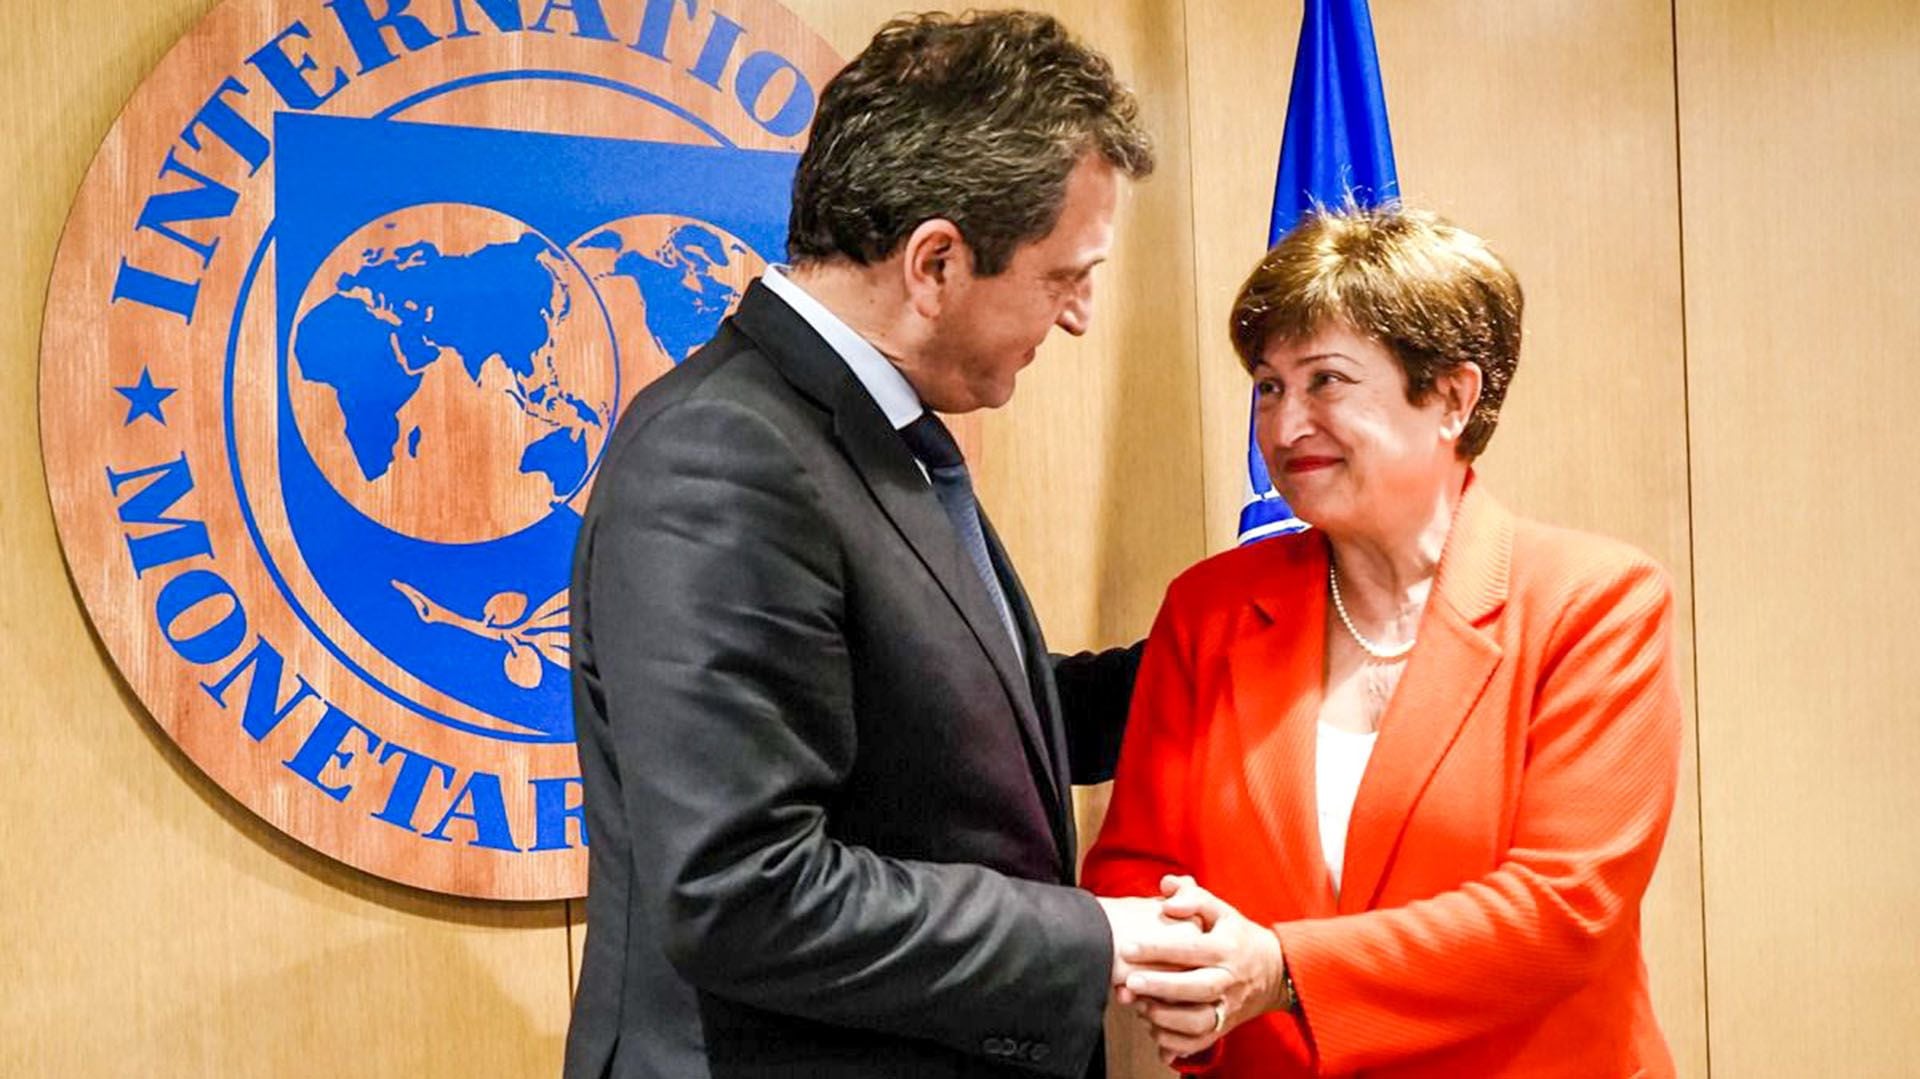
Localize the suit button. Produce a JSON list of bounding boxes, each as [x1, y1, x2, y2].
[[1029, 1043, 1049, 1063]]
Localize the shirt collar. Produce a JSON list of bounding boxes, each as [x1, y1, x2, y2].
[[760, 265, 923, 431]]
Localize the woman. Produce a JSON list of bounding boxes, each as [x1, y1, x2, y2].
[[1083, 205, 1680, 1077]]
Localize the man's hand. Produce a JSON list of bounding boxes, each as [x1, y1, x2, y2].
[[1116, 876, 1288, 1064], [1095, 895, 1206, 986]]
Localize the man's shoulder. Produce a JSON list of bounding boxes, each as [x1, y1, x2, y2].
[[604, 320, 828, 459], [622, 321, 768, 419]]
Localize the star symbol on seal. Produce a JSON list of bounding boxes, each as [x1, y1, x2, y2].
[[114, 366, 177, 426]]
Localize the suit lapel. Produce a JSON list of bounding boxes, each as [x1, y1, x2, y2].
[[1338, 480, 1511, 911], [983, 515, 1077, 871], [831, 399, 1046, 739], [1226, 541, 1339, 919], [729, 284, 1065, 830]]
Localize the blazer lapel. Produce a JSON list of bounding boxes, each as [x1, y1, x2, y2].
[[1338, 479, 1511, 912], [1226, 541, 1339, 920], [729, 285, 1063, 827]]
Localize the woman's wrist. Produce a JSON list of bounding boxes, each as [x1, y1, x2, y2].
[[1259, 926, 1298, 1014], [1274, 945, 1299, 1014]]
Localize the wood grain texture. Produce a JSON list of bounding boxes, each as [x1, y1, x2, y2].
[[1677, 1, 1920, 1074]]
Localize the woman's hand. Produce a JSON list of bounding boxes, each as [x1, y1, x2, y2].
[[1117, 875, 1288, 1064]]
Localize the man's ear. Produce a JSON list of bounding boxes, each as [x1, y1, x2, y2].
[[901, 218, 969, 319], [1436, 361, 1484, 442]]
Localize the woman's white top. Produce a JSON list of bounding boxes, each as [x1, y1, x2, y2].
[[1316, 720, 1380, 897]]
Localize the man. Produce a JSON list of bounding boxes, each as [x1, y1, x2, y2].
[[566, 12, 1179, 1078]]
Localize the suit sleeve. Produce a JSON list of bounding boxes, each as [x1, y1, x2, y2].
[[1051, 641, 1145, 785], [1275, 557, 1684, 1074], [1080, 593, 1200, 899], [580, 395, 1111, 1075]]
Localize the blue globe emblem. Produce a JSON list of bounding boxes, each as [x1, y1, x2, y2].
[[280, 202, 766, 738]]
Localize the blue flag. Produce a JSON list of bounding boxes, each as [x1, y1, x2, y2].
[[1237, 0, 1399, 544]]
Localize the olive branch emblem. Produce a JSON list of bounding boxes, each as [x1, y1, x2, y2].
[[391, 580, 570, 689]]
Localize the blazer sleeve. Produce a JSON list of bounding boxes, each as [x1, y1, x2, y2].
[[581, 395, 1111, 1076], [1081, 591, 1200, 899], [1275, 556, 1683, 1074], [1051, 640, 1145, 785]]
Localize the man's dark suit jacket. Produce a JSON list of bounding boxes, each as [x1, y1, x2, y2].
[[565, 283, 1141, 1079]]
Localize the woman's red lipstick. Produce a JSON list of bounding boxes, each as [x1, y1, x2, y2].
[[1283, 456, 1340, 473]]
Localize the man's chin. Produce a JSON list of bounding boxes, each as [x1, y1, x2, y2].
[[937, 383, 1015, 414], [979, 374, 1021, 410]]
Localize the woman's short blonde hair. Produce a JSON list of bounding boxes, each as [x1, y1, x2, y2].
[[1228, 203, 1522, 459]]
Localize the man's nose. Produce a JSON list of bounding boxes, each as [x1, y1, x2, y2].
[[1056, 286, 1091, 337]]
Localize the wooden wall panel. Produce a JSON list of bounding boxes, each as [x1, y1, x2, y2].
[[0, 2, 571, 1075], [1178, 2, 1706, 1076], [1678, 1, 1920, 1074]]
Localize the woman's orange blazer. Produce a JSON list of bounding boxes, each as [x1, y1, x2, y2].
[[1084, 481, 1681, 1078]]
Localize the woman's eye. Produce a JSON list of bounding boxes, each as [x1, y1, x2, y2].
[[1310, 370, 1343, 390], [1254, 379, 1281, 397]]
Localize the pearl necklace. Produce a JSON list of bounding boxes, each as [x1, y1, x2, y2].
[[1328, 560, 1416, 661]]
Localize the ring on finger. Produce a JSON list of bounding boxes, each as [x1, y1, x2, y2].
[[1210, 1001, 1226, 1034]]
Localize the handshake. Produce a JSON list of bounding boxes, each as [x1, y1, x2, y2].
[[1096, 875, 1291, 1066]]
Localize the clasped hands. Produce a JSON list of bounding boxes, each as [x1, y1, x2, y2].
[[1097, 875, 1287, 1066]]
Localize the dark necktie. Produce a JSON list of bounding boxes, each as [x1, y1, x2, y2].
[[897, 411, 1026, 664]]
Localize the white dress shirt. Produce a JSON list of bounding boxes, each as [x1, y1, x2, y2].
[[760, 266, 922, 430]]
